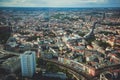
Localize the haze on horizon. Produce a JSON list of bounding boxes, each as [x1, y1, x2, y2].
[[0, 0, 120, 7]]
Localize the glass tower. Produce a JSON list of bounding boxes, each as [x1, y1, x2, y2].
[[20, 51, 36, 77]]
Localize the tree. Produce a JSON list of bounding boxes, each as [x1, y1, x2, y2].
[[78, 32, 85, 37], [97, 40, 111, 49]]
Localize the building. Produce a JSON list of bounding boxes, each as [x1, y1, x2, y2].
[[0, 26, 12, 44], [20, 51, 36, 77], [42, 72, 67, 80], [1, 56, 20, 73], [100, 72, 113, 80]]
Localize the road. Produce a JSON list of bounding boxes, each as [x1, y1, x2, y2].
[[0, 49, 20, 56], [42, 58, 120, 80], [42, 58, 93, 80]]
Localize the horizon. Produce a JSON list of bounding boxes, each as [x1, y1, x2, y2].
[[0, 6, 120, 8]]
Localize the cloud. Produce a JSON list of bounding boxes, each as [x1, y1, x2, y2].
[[108, 0, 120, 3], [0, 0, 13, 2], [0, 0, 119, 7]]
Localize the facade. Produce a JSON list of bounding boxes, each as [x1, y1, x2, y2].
[[20, 51, 36, 77], [1, 57, 20, 73], [42, 72, 67, 80], [0, 27, 12, 44], [100, 72, 113, 80]]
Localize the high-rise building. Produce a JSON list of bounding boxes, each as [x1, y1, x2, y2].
[[20, 51, 36, 77]]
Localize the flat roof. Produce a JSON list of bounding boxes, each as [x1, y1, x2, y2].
[[24, 51, 34, 55]]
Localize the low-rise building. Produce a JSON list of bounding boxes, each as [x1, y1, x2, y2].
[[1, 56, 20, 73]]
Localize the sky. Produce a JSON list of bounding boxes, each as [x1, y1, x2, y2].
[[0, 0, 120, 7]]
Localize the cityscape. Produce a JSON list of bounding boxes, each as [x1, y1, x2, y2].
[[0, 0, 120, 80]]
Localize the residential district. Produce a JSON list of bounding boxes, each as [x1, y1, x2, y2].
[[0, 7, 120, 80]]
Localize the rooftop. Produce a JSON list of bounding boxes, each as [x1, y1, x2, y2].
[[24, 51, 35, 55]]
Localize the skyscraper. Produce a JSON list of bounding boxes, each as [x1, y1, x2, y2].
[[20, 51, 36, 77]]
